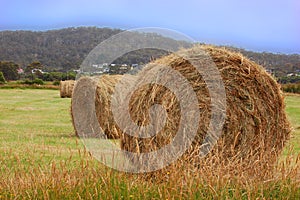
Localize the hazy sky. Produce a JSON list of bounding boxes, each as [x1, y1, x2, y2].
[[1, 0, 299, 53]]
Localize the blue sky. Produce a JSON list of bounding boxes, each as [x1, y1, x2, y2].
[[1, 0, 299, 53]]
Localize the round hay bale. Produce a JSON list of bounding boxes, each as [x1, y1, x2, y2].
[[95, 74, 126, 139], [71, 74, 136, 139], [120, 45, 291, 175], [60, 80, 75, 98]]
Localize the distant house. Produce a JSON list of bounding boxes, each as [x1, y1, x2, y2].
[[119, 66, 128, 70], [287, 73, 300, 77], [93, 71, 103, 75], [73, 69, 81, 73], [32, 69, 45, 74], [17, 68, 24, 74], [92, 64, 106, 69]]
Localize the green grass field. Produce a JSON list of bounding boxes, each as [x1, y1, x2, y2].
[[0, 89, 299, 199], [285, 94, 300, 152]]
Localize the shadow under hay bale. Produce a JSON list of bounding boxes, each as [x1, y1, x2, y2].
[[60, 80, 75, 98], [119, 45, 291, 178]]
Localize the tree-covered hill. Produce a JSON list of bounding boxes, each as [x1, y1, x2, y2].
[[0, 27, 299, 77], [226, 46, 300, 77], [0, 27, 122, 71]]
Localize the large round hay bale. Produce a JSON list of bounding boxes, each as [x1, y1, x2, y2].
[[71, 74, 136, 139], [120, 45, 291, 175], [60, 80, 75, 98]]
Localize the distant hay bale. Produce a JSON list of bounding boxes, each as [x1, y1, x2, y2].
[[120, 45, 291, 175], [60, 80, 75, 98], [71, 74, 136, 139]]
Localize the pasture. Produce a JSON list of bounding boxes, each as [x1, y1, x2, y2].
[[0, 89, 299, 199]]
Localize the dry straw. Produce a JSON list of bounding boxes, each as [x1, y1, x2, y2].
[[71, 74, 135, 139], [95, 74, 136, 139], [120, 45, 291, 179], [60, 80, 75, 98]]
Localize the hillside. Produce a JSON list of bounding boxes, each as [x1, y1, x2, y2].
[[0, 27, 300, 77], [0, 27, 122, 71], [228, 47, 300, 77]]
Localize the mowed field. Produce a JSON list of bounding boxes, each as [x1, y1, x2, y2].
[[0, 89, 299, 199]]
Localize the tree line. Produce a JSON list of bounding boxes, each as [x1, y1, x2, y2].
[[0, 26, 299, 81], [0, 61, 76, 82]]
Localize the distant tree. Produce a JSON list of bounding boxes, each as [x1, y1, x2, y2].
[[25, 61, 43, 73], [0, 61, 19, 80], [34, 70, 44, 79], [0, 71, 6, 84], [68, 71, 76, 80], [32, 78, 44, 85], [49, 72, 63, 81], [25, 61, 43, 80], [62, 71, 76, 80], [42, 73, 53, 81]]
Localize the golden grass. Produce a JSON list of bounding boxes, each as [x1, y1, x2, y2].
[[0, 147, 299, 199]]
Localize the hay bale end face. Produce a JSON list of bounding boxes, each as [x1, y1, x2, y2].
[[60, 80, 75, 98], [120, 45, 291, 175], [94, 75, 124, 139], [71, 74, 135, 139]]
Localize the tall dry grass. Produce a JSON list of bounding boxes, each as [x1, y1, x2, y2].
[[0, 144, 299, 199]]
